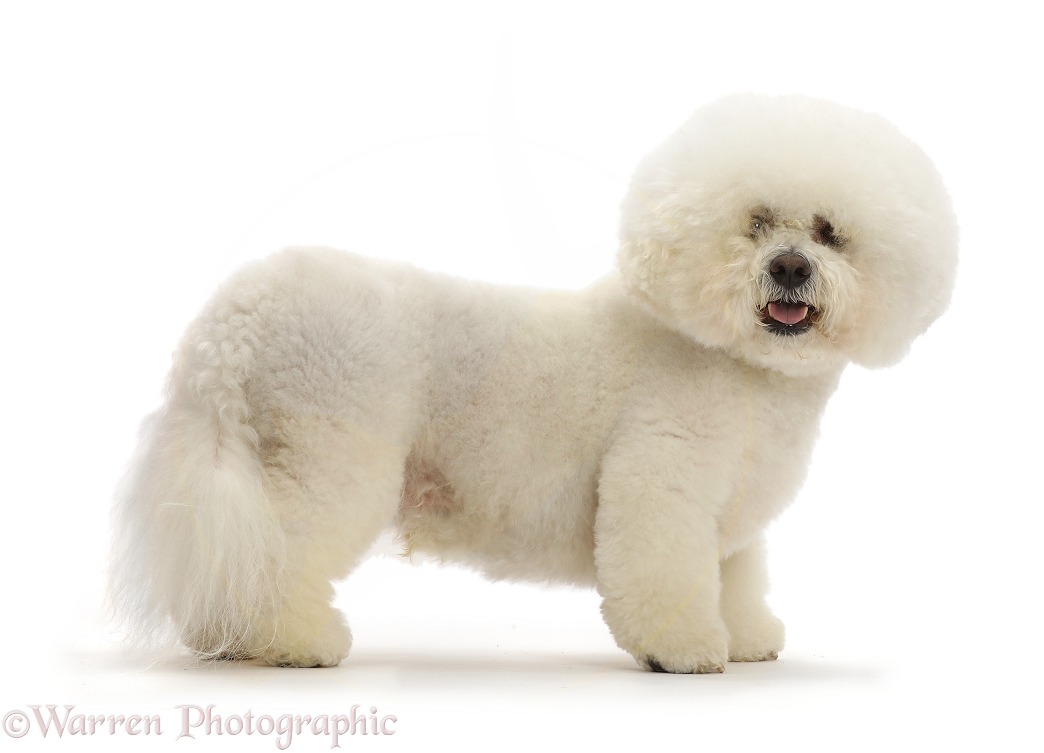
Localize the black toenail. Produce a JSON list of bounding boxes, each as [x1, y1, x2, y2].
[[647, 657, 668, 672]]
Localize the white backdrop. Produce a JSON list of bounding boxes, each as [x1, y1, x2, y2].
[[1, 2, 1040, 750]]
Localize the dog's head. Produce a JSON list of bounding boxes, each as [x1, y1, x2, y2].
[[618, 94, 958, 376]]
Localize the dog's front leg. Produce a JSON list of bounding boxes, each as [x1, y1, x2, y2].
[[721, 537, 785, 662], [594, 434, 729, 673]]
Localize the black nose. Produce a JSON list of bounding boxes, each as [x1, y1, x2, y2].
[[769, 253, 812, 290]]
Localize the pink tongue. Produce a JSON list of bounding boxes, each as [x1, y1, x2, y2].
[[768, 302, 809, 325]]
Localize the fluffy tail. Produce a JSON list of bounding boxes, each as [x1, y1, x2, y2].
[[109, 303, 286, 658]]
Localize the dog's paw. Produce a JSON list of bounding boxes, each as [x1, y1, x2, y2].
[[728, 647, 778, 663], [607, 609, 730, 674], [258, 614, 352, 668], [727, 613, 784, 663], [633, 628, 729, 674], [643, 655, 725, 674]]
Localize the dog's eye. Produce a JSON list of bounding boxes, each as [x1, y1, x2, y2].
[[812, 215, 846, 249], [749, 213, 773, 238]]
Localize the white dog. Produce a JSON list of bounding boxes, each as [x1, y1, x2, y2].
[[111, 94, 957, 673]]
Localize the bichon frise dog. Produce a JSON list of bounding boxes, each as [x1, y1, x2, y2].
[[111, 94, 957, 673]]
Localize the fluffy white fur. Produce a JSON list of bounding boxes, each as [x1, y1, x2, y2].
[[111, 94, 957, 673]]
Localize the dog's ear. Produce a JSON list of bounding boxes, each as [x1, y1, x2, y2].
[[615, 173, 694, 322], [839, 169, 959, 370], [616, 213, 690, 333], [844, 223, 959, 369], [616, 236, 659, 308]]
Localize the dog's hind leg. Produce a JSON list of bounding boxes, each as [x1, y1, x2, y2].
[[112, 248, 426, 665], [253, 416, 409, 668], [112, 318, 412, 667]]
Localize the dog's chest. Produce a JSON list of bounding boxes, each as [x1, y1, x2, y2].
[[711, 376, 834, 557]]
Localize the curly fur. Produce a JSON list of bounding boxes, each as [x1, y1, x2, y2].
[[110, 94, 957, 672]]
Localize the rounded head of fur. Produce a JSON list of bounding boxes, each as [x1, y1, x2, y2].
[[617, 93, 958, 376]]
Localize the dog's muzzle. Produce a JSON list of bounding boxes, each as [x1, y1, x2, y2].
[[761, 252, 816, 335]]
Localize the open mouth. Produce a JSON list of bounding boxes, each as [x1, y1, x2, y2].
[[761, 301, 815, 335]]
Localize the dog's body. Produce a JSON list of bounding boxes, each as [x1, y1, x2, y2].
[[112, 95, 957, 673]]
